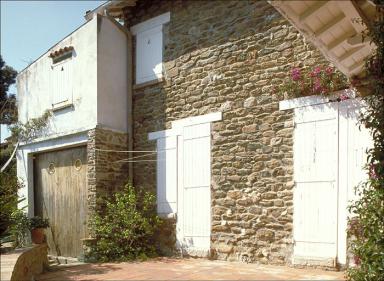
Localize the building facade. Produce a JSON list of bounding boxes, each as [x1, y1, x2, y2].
[[16, 0, 373, 268]]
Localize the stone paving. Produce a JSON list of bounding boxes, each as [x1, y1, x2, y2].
[[36, 258, 345, 280]]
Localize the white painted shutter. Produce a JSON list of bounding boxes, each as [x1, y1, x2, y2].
[[156, 135, 177, 215], [136, 25, 163, 84], [293, 103, 338, 265], [338, 100, 373, 264], [177, 122, 211, 255], [51, 59, 73, 105]]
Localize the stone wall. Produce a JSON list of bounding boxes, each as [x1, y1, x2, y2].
[[124, 0, 330, 264], [87, 126, 129, 215]]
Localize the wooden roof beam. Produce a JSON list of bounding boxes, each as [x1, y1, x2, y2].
[[338, 45, 364, 62], [338, 0, 369, 33], [314, 13, 346, 37], [327, 30, 357, 50], [299, 1, 329, 21], [348, 59, 365, 72]]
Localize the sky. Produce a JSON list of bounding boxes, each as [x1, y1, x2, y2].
[[0, 0, 105, 141]]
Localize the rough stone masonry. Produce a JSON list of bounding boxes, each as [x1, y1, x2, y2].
[[123, 0, 330, 265]]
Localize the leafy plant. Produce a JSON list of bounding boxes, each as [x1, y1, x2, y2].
[[0, 164, 24, 242], [0, 55, 18, 125], [29, 216, 50, 229], [88, 182, 161, 262], [9, 210, 30, 248], [9, 110, 52, 143]]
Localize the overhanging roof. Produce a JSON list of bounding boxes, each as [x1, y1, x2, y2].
[[84, 0, 137, 21], [270, 0, 377, 77]]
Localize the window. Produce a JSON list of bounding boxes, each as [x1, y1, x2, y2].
[[131, 12, 170, 84], [50, 56, 73, 108]]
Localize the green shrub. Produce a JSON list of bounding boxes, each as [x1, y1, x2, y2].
[[9, 210, 30, 248], [0, 159, 23, 242], [347, 182, 384, 280], [88, 182, 161, 262]]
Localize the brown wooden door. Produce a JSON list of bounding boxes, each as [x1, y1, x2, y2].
[[34, 146, 88, 258]]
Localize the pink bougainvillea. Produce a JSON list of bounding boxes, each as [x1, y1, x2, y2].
[[291, 68, 301, 81], [340, 93, 350, 101], [325, 66, 334, 75], [279, 64, 349, 98], [312, 66, 322, 77], [369, 163, 378, 180]]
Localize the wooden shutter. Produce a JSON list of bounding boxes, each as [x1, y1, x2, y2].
[[338, 100, 373, 264], [293, 103, 338, 265], [156, 135, 177, 215], [51, 59, 73, 106], [136, 25, 163, 84], [177, 122, 211, 255]]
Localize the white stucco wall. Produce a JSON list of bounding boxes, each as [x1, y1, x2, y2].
[[16, 16, 130, 214], [97, 16, 129, 133], [16, 16, 98, 136]]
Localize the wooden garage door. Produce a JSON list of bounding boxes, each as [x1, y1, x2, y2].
[[34, 146, 87, 258]]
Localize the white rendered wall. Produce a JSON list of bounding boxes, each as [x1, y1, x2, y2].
[[97, 16, 129, 133], [16, 16, 130, 214], [16, 16, 98, 137]]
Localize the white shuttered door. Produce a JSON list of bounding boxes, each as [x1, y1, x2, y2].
[[338, 100, 372, 264], [293, 103, 338, 265], [293, 100, 372, 266], [177, 122, 211, 256]]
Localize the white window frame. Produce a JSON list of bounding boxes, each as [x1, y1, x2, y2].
[[131, 12, 170, 85]]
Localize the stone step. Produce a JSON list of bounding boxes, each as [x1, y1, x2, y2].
[[48, 255, 81, 265]]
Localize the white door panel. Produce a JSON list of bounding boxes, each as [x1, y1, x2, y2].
[[338, 100, 372, 264], [294, 100, 372, 266], [293, 103, 338, 264], [177, 122, 211, 256]]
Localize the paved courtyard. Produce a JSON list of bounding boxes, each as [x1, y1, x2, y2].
[[36, 258, 345, 280]]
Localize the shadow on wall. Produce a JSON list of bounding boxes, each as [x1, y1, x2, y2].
[[122, 0, 336, 264], [125, 0, 284, 191]]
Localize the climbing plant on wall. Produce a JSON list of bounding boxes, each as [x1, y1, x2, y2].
[[347, 2, 384, 281]]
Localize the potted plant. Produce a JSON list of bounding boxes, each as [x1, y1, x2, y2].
[[29, 216, 49, 244]]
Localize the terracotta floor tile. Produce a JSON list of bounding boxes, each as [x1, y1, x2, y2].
[[36, 258, 345, 281]]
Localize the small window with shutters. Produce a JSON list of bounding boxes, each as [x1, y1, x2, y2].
[[49, 49, 74, 109], [131, 12, 170, 85]]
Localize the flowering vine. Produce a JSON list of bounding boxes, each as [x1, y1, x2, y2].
[[279, 65, 349, 98]]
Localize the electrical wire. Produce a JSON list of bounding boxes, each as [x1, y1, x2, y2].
[[95, 148, 156, 153], [114, 151, 158, 163]]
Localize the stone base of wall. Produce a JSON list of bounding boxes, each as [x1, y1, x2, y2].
[[87, 126, 129, 214], [155, 218, 177, 257]]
